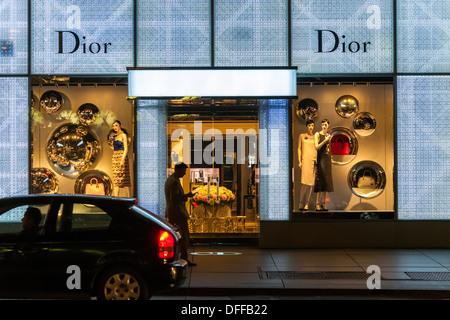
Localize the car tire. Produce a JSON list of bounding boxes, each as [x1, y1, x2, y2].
[[95, 266, 150, 300]]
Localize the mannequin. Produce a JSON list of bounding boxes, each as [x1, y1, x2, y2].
[[112, 120, 131, 197], [298, 120, 317, 211], [314, 119, 333, 211]]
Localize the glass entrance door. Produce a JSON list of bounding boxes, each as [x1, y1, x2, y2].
[[167, 99, 259, 239]]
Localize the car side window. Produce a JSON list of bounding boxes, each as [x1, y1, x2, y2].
[[0, 204, 49, 236], [56, 203, 112, 232]]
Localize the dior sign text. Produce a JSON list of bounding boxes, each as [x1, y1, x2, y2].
[[56, 31, 112, 54], [316, 30, 372, 53]]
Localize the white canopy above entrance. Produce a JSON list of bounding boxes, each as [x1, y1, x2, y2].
[[127, 67, 297, 99]]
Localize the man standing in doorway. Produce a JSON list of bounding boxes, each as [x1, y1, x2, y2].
[[164, 162, 196, 266]]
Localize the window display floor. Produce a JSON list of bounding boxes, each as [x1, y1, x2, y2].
[[291, 210, 394, 220]]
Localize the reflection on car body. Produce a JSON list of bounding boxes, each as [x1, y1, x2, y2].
[[0, 194, 187, 300]]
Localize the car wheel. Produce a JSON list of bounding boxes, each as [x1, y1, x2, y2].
[[95, 266, 150, 300]]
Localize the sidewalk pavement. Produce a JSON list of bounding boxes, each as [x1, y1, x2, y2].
[[154, 244, 450, 299]]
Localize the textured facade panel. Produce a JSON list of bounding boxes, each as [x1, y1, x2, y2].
[[259, 99, 289, 220], [291, 0, 393, 73], [32, 0, 133, 74], [397, 1, 450, 73], [137, 0, 211, 67], [0, 0, 28, 74], [136, 100, 167, 216], [397, 76, 450, 219], [0, 77, 28, 221], [214, 0, 288, 66]]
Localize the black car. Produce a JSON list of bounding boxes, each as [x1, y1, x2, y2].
[[0, 194, 187, 300]]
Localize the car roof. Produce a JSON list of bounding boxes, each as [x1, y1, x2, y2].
[[0, 194, 137, 206]]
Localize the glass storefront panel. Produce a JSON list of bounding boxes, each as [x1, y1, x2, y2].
[[0, 0, 28, 74], [292, 80, 394, 218], [30, 78, 134, 197], [166, 99, 260, 237], [397, 76, 450, 219]]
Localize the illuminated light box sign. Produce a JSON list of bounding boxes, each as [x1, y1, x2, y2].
[[32, 0, 133, 74], [128, 68, 297, 98]]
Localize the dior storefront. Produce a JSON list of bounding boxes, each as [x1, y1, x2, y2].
[[0, 0, 449, 248]]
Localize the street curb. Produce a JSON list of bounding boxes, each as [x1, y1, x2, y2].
[[157, 287, 450, 299]]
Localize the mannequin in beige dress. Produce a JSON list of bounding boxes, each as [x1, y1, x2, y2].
[[112, 120, 131, 197], [298, 120, 317, 211]]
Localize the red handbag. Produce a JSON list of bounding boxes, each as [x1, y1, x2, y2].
[[331, 135, 350, 155]]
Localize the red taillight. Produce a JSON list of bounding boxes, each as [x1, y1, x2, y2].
[[158, 231, 174, 259]]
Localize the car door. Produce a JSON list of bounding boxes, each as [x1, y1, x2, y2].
[[45, 200, 117, 294], [0, 204, 51, 295]]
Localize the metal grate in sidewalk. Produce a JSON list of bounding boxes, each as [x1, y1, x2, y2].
[[258, 269, 450, 281], [406, 272, 450, 281], [259, 270, 369, 280]]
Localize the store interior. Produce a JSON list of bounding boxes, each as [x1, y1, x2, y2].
[[166, 99, 260, 238]]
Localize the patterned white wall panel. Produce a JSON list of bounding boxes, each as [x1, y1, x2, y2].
[[0, 77, 28, 221], [214, 0, 288, 66], [259, 99, 290, 220], [0, 0, 28, 74], [397, 76, 450, 219], [32, 0, 133, 74], [137, 0, 211, 67], [291, 0, 393, 73], [397, 1, 450, 73], [136, 100, 167, 216]]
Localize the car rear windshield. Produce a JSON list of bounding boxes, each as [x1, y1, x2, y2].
[[130, 205, 172, 230]]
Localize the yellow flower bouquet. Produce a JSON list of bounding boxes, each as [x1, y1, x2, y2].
[[189, 185, 236, 207]]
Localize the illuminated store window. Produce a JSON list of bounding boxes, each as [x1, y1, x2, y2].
[[30, 79, 134, 199], [214, 0, 288, 67], [397, 1, 450, 73], [137, 0, 211, 67], [292, 81, 394, 218], [0, 78, 28, 199], [291, 0, 394, 74], [397, 76, 450, 219], [31, 0, 133, 74], [0, 0, 28, 74]]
